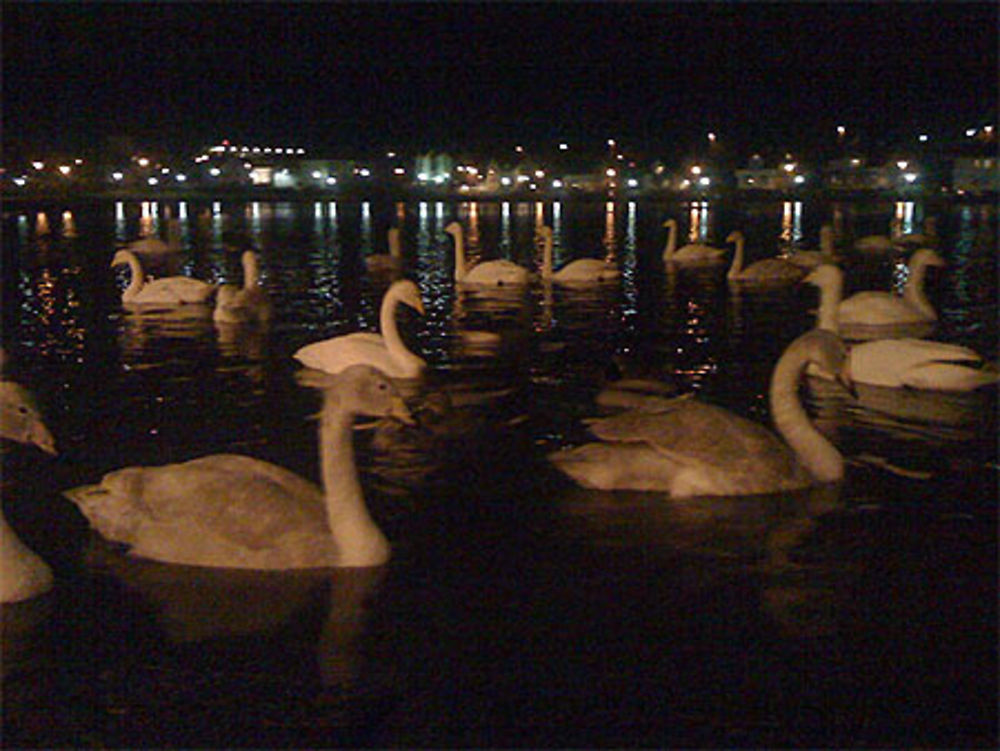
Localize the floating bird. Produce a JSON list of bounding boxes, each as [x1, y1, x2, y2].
[[1, 378, 56, 603], [726, 231, 807, 285], [120, 218, 182, 257], [661, 218, 728, 265], [445, 221, 533, 286], [549, 329, 850, 495], [809, 250, 945, 340], [294, 279, 426, 378], [214, 251, 272, 324], [111, 249, 216, 305], [806, 264, 998, 391], [63, 365, 412, 569], [536, 225, 620, 284], [365, 227, 404, 274], [784, 225, 837, 269]]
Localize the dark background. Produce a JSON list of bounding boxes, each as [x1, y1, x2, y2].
[[3, 2, 997, 158]]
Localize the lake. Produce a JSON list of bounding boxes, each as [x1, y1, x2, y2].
[[2, 196, 996, 748]]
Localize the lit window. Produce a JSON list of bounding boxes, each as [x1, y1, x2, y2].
[[147, 177, 159, 186], [176, 174, 187, 182], [311, 170, 323, 179], [58, 165, 72, 175], [552, 179, 564, 188], [627, 178, 638, 188], [32, 161, 44, 170], [699, 177, 711, 186], [111, 172, 124, 181], [209, 168, 221, 177], [690, 165, 702, 175], [325, 177, 337, 186], [13, 177, 26, 186]]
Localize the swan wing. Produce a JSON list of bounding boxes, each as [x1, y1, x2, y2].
[[555, 259, 621, 283], [850, 338, 985, 387], [294, 333, 396, 375], [65, 455, 329, 561], [672, 244, 727, 263], [839, 292, 927, 326], [738, 259, 807, 282], [137, 277, 216, 304], [901, 362, 1000, 391], [463, 260, 532, 286]]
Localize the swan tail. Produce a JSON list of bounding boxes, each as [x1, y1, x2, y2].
[[901, 362, 1000, 392]]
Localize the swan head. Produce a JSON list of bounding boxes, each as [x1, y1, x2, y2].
[[328, 365, 414, 424], [662, 219, 677, 229], [726, 231, 743, 244], [0, 381, 57, 455], [794, 330, 851, 391], [444, 222, 462, 237], [394, 279, 425, 316]]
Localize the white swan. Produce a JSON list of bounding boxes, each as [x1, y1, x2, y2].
[[1, 379, 56, 603], [445, 221, 533, 287], [806, 264, 998, 391], [121, 218, 182, 256], [813, 249, 946, 340], [536, 225, 620, 284], [726, 231, 807, 285], [112, 249, 216, 305], [661, 219, 728, 265], [63, 365, 412, 569], [784, 225, 836, 269], [549, 329, 850, 495], [365, 227, 404, 273], [213, 251, 273, 324], [294, 279, 426, 378]]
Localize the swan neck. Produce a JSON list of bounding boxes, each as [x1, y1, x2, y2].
[[814, 271, 842, 333], [541, 232, 553, 278], [663, 222, 676, 259], [726, 236, 743, 278], [380, 286, 422, 369], [388, 229, 402, 259], [903, 260, 937, 319], [451, 229, 467, 281], [242, 252, 260, 289], [770, 344, 843, 483], [121, 252, 144, 301], [319, 403, 388, 565]]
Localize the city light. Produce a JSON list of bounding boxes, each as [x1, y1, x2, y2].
[[147, 177, 158, 186], [32, 161, 44, 170], [137, 157, 150, 167], [111, 172, 124, 181], [176, 174, 187, 182], [58, 165, 72, 175], [903, 172, 918, 183], [559, 143, 568, 151], [325, 177, 337, 185], [209, 168, 221, 177], [707, 132, 717, 143], [918, 134, 929, 142]]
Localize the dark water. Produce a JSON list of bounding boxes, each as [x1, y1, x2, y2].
[[2, 197, 996, 748]]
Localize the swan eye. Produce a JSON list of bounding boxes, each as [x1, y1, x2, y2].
[[378, 382, 388, 391], [18, 406, 29, 415]]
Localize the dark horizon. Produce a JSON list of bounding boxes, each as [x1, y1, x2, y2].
[[3, 2, 997, 160]]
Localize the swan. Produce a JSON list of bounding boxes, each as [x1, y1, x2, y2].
[[661, 219, 728, 265], [365, 227, 404, 273], [726, 231, 807, 285], [548, 329, 850, 495], [294, 279, 426, 378], [536, 225, 620, 284], [213, 251, 273, 324], [805, 264, 998, 391], [63, 365, 412, 569], [121, 218, 182, 256], [112, 249, 216, 305], [815, 249, 946, 339], [444, 221, 533, 287], [784, 225, 836, 269], [1, 379, 56, 603]]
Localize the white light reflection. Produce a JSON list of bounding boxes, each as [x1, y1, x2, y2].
[[500, 202, 512, 256], [62, 210, 78, 239], [603, 201, 617, 257], [894, 201, 916, 236], [780, 201, 803, 245], [360, 202, 373, 255], [178, 202, 188, 220], [688, 202, 710, 242]]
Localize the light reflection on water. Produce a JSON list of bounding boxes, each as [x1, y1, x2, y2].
[[1, 197, 996, 748]]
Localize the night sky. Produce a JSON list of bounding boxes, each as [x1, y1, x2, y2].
[[3, 2, 997, 159]]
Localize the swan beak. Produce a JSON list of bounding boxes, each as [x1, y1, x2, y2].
[[389, 395, 416, 425], [30, 421, 57, 455]]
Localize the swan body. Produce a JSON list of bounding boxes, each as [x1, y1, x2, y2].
[[294, 279, 426, 378], [726, 231, 807, 284], [549, 330, 849, 495], [112, 249, 216, 305], [445, 222, 533, 287], [827, 250, 946, 338], [854, 234, 897, 254], [63, 365, 412, 570], [785, 225, 836, 269], [1, 380, 56, 603], [214, 251, 272, 324], [536, 226, 620, 284], [365, 228, 404, 273], [662, 219, 728, 265], [806, 264, 997, 391]]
